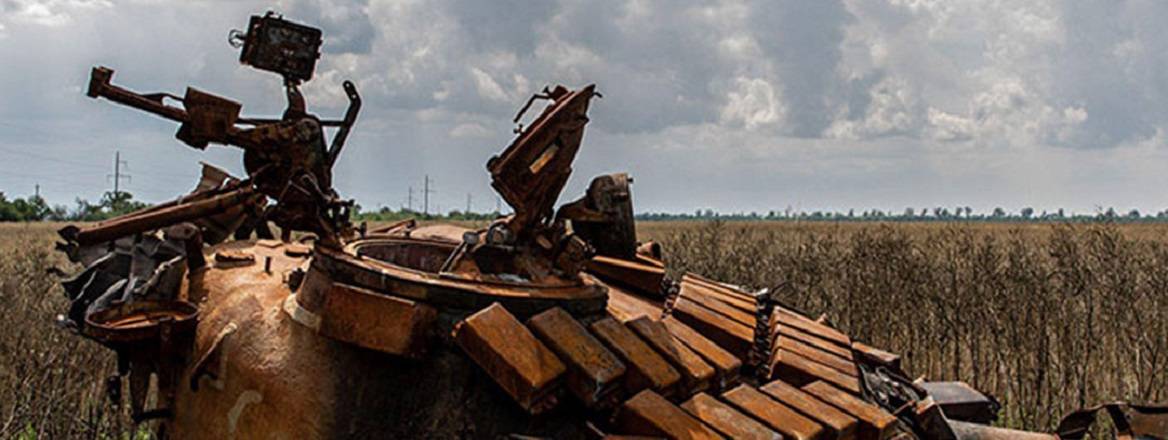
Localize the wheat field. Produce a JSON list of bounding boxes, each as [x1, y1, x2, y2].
[[1, 221, 1165, 437]]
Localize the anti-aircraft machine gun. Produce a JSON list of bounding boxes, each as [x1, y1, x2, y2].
[[75, 11, 360, 249]]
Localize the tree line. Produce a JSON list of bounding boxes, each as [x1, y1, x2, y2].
[[636, 206, 1166, 222], [0, 191, 148, 222]]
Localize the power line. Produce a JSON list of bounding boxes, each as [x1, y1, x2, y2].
[[108, 151, 131, 196], [423, 175, 435, 215]]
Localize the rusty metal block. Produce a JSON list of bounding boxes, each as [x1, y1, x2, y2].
[[527, 307, 626, 408], [661, 317, 741, 390], [318, 283, 437, 359], [587, 255, 665, 297], [919, 381, 999, 424], [722, 384, 826, 440], [671, 296, 753, 357], [772, 350, 861, 395], [681, 392, 781, 440], [851, 341, 900, 371], [453, 303, 566, 414], [680, 282, 756, 327], [614, 389, 723, 439], [627, 317, 715, 394], [775, 308, 851, 348], [777, 335, 858, 377], [774, 323, 854, 361], [606, 284, 664, 323], [761, 379, 858, 440], [682, 275, 757, 314], [589, 317, 682, 398], [802, 381, 897, 440]]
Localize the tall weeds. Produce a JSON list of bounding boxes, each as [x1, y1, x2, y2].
[[647, 221, 1168, 431]]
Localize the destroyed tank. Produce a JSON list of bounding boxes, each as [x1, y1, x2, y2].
[[51, 12, 1166, 440]]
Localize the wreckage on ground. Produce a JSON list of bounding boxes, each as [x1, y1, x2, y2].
[[49, 12, 1167, 439]]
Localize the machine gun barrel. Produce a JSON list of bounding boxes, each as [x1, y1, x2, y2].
[[87, 66, 189, 123]]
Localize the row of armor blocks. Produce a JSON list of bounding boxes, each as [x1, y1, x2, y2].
[[452, 255, 905, 438]]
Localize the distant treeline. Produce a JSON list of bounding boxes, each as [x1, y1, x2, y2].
[[352, 206, 504, 222], [636, 207, 1168, 222], [0, 191, 148, 222]]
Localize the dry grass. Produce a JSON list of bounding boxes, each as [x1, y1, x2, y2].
[[642, 220, 1168, 431], [0, 223, 144, 438], [1, 221, 1165, 435]]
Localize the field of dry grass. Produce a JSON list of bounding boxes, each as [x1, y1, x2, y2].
[[642, 220, 1168, 430], [1, 220, 1165, 436]]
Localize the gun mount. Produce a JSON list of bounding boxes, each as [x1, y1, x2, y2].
[[44, 12, 1167, 440]]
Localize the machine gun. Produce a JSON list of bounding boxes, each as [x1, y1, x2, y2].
[[83, 12, 361, 245]]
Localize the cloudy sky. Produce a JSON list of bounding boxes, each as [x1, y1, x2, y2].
[[3, 0, 1168, 215]]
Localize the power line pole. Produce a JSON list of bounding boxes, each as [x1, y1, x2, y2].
[[495, 196, 501, 214], [34, 184, 39, 198], [466, 193, 472, 214], [108, 151, 131, 196], [407, 186, 414, 211], [422, 175, 435, 216]]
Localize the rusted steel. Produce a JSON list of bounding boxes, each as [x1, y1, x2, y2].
[[681, 392, 780, 440], [680, 282, 756, 327], [1055, 402, 1168, 440], [671, 296, 753, 356], [453, 303, 566, 414], [661, 317, 742, 391], [313, 242, 608, 318], [683, 274, 756, 313], [488, 84, 596, 238], [316, 283, 437, 358], [613, 389, 723, 440], [774, 307, 851, 348], [802, 381, 897, 440], [761, 379, 859, 440], [722, 384, 826, 440], [627, 317, 715, 394], [772, 350, 861, 394], [606, 284, 665, 323], [851, 341, 901, 371], [587, 255, 666, 297], [589, 317, 682, 398], [527, 307, 626, 409], [774, 321, 854, 360], [559, 173, 637, 259], [63, 186, 261, 246], [948, 420, 1053, 440], [83, 299, 199, 344], [918, 382, 998, 424], [776, 335, 859, 376]]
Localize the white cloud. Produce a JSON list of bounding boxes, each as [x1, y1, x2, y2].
[[3, 0, 1168, 213]]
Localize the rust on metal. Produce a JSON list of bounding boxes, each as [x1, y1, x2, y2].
[[671, 295, 753, 356], [613, 389, 723, 440], [802, 381, 898, 440], [587, 255, 665, 297], [606, 284, 665, 323], [627, 317, 715, 394], [527, 307, 626, 409], [771, 350, 861, 394], [453, 303, 566, 414], [660, 316, 742, 391], [589, 316, 682, 398], [761, 379, 859, 440], [776, 335, 859, 376], [722, 384, 827, 440], [317, 283, 437, 358], [851, 341, 901, 371], [681, 392, 781, 440]]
